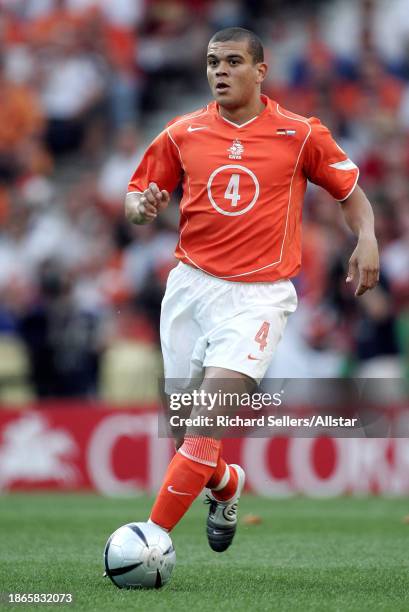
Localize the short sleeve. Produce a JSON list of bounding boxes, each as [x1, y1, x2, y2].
[[303, 117, 359, 201], [128, 127, 182, 194]]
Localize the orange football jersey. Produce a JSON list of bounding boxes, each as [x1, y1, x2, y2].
[[128, 95, 359, 282]]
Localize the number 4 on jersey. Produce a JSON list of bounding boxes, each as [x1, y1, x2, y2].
[[224, 173, 240, 207], [254, 321, 270, 352]]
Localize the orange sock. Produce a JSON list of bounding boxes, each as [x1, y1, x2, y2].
[[206, 453, 226, 489], [150, 436, 220, 531], [207, 456, 238, 502]]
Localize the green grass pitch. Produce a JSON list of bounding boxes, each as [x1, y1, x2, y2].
[[1, 493, 409, 611]]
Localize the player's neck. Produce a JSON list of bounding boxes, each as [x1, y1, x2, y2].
[[218, 97, 266, 126]]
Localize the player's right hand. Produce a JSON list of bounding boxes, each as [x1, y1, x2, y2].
[[138, 182, 170, 223]]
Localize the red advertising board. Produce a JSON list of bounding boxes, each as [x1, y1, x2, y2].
[[0, 407, 409, 496]]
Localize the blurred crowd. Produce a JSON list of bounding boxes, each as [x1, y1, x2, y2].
[[0, 0, 408, 403]]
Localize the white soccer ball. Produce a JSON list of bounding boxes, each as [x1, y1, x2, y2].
[[104, 522, 176, 589]]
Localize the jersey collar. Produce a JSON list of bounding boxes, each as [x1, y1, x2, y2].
[[212, 94, 272, 128]]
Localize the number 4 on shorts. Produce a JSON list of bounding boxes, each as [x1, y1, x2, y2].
[[254, 321, 270, 352]]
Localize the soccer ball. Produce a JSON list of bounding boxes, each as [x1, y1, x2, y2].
[[103, 522, 176, 589]]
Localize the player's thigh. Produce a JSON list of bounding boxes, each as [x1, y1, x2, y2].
[[160, 264, 204, 384], [203, 280, 297, 383]]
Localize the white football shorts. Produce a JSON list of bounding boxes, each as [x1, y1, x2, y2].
[[161, 262, 297, 391]]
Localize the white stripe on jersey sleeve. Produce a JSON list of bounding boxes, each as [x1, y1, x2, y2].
[[329, 159, 358, 171]]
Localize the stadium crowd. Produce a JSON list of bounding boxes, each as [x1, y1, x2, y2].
[[0, 0, 408, 402]]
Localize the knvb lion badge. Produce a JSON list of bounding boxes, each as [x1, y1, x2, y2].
[[228, 139, 244, 160]]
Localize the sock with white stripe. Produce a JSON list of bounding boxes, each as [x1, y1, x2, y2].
[[207, 456, 239, 502]]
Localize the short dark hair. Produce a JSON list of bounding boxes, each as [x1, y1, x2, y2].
[[209, 27, 264, 64]]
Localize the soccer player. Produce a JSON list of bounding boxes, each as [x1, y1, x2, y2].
[[125, 27, 379, 552]]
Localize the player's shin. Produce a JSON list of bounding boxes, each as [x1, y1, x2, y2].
[[149, 436, 220, 531]]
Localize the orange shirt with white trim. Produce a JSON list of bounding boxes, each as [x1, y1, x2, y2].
[[128, 95, 359, 282]]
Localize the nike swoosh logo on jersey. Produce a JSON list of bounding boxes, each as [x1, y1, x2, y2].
[[167, 485, 192, 496], [187, 125, 207, 132], [248, 354, 261, 361]]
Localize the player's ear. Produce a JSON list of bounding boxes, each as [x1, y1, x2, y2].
[[255, 62, 267, 84]]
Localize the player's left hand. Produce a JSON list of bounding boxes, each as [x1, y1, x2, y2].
[[346, 234, 379, 296]]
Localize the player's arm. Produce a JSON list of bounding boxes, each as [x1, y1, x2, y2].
[[126, 125, 182, 224], [340, 185, 379, 296], [125, 183, 170, 225]]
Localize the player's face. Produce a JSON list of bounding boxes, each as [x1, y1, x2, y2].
[[207, 40, 266, 109]]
